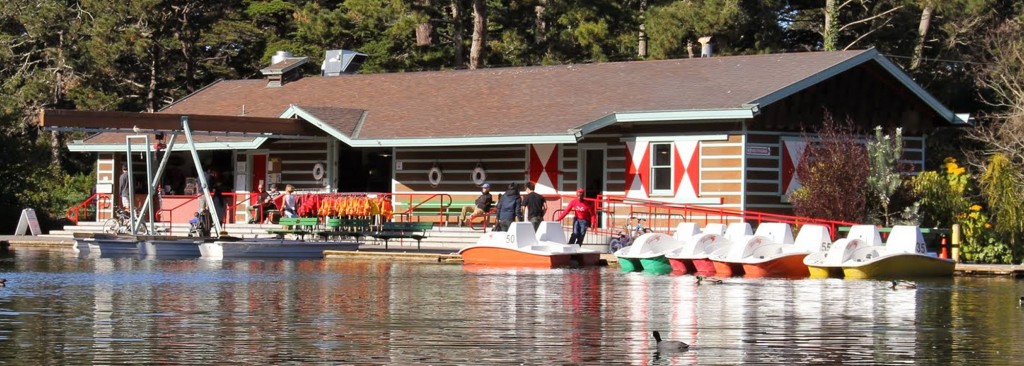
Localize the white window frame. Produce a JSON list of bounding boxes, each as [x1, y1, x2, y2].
[[649, 142, 673, 196]]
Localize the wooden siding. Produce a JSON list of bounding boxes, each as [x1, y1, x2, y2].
[[394, 146, 527, 192], [699, 135, 744, 209], [267, 139, 329, 190]]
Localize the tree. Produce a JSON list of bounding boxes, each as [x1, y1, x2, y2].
[[469, 0, 486, 69], [866, 126, 904, 226], [791, 116, 870, 223]]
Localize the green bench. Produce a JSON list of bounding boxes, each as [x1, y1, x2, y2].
[[369, 221, 435, 251], [266, 217, 320, 240], [315, 218, 372, 242]]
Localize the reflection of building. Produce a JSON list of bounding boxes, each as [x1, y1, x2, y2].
[[60, 49, 965, 224]]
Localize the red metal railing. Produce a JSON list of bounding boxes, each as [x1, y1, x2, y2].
[[66, 193, 109, 224], [391, 193, 453, 224]]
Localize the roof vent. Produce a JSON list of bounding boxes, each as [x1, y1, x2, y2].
[[698, 36, 714, 58], [322, 50, 368, 77], [260, 51, 308, 88]]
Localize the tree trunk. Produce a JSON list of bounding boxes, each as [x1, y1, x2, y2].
[[51, 130, 62, 168], [910, 5, 933, 71], [415, 0, 433, 46], [469, 0, 486, 70], [534, 0, 546, 44], [146, 47, 159, 112], [823, 0, 839, 51], [451, 0, 464, 68]]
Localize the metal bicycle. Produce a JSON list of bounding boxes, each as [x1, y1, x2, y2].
[[102, 208, 150, 235]]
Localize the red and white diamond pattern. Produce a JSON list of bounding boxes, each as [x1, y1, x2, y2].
[[781, 140, 806, 200], [528, 144, 559, 194], [624, 140, 700, 200]]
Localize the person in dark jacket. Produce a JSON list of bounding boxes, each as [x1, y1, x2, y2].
[[495, 183, 523, 231], [459, 183, 493, 226], [521, 182, 546, 231]]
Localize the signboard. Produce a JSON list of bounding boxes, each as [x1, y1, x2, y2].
[[15, 208, 41, 236], [745, 146, 772, 156], [395, 161, 403, 171]]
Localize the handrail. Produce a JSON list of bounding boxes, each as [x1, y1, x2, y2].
[[66, 193, 105, 224], [392, 193, 453, 224]]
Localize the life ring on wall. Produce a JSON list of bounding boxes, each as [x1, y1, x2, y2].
[[312, 163, 325, 180], [428, 166, 443, 187], [471, 164, 487, 186]]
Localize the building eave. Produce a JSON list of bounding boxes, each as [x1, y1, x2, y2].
[[67, 137, 268, 152], [578, 108, 758, 135]]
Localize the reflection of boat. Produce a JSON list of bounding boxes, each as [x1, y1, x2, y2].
[[458, 222, 601, 268], [841, 225, 954, 279], [137, 236, 206, 259], [615, 223, 700, 274], [716, 224, 831, 278], [664, 224, 728, 274], [803, 225, 883, 278], [85, 234, 141, 256], [199, 238, 360, 260], [707, 223, 755, 276]]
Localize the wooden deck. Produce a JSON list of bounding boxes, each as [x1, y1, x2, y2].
[[954, 263, 1024, 277]]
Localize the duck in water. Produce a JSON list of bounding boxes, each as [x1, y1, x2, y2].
[[0, 279, 6, 287], [652, 331, 689, 353], [695, 275, 722, 285], [890, 280, 916, 290]]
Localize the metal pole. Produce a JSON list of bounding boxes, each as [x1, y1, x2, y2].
[[125, 136, 136, 235], [134, 133, 177, 235], [144, 135, 155, 235], [181, 116, 223, 235]]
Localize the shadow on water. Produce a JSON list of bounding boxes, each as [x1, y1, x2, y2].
[[0, 249, 1021, 364]]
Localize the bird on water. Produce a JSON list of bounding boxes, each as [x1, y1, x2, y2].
[[0, 279, 6, 287], [652, 331, 689, 353], [695, 275, 722, 285], [890, 280, 917, 290]]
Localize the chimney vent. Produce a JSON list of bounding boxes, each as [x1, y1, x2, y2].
[[260, 51, 308, 88], [322, 50, 368, 76], [698, 36, 713, 58]]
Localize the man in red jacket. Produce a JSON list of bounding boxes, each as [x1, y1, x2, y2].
[[556, 188, 596, 245]]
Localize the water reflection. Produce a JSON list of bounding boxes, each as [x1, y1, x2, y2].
[[0, 250, 1021, 364]]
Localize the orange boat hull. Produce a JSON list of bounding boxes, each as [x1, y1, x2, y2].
[[712, 260, 744, 277], [460, 247, 601, 268], [741, 254, 810, 278]]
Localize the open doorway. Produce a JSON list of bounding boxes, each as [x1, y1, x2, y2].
[[582, 147, 605, 228], [337, 145, 393, 193]]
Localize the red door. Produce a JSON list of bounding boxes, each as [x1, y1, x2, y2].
[[252, 154, 267, 201]]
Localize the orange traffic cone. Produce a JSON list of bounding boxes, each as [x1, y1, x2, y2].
[[939, 236, 949, 259]]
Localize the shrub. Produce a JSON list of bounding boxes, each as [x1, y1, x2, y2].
[[791, 117, 869, 223]]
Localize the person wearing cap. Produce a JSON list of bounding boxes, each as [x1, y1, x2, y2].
[[556, 188, 596, 245], [459, 183, 494, 227]]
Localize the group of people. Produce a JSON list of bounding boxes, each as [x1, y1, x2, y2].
[[249, 182, 298, 223], [457, 182, 596, 245]]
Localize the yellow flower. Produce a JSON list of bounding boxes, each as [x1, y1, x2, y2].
[[945, 162, 959, 173], [970, 204, 982, 212], [969, 212, 979, 219], [984, 223, 992, 229], [954, 167, 966, 176], [944, 157, 956, 164]]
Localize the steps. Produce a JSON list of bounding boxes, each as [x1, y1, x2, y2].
[[44, 221, 611, 253]]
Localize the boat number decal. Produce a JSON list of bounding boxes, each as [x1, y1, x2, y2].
[[506, 234, 515, 244]]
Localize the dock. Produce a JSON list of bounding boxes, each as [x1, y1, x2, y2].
[[2, 235, 1023, 276]]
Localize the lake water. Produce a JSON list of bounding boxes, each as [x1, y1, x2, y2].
[[0, 250, 1021, 365]]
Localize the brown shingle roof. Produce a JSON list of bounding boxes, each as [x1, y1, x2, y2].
[[294, 106, 365, 137], [161, 50, 869, 139]]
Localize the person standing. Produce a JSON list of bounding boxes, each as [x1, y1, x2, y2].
[[556, 188, 596, 245], [459, 183, 493, 226], [495, 183, 523, 231], [282, 184, 298, 218], [521, 182, 546, 231], [118, 164, 132, 212]]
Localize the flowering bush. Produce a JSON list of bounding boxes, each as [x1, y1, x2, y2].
[[958, 204, 1013, 263], [911, 157, 971, 228]]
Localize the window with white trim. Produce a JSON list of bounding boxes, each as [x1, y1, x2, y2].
[[650, 143, 672, 194]]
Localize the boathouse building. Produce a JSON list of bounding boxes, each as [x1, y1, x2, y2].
[[63, 49, 966, 224]]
